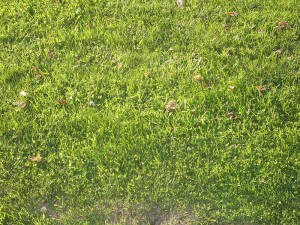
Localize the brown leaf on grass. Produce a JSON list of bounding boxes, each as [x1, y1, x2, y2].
[[221, 65, 228, 70], [193, 75, 203, 82], [144, 71, 152, 78], [278, 21, 288, 29], [20, 91, 28, 97], [12, 130, 22, 139], [202, 81, 211, 89], [12, 101, 27, 109], [176, 0, 185, 9], [256, 85, 268, 91], [167, 126, 175, 132], [258, 28, 264, 34], [166, 100, 178, 112], [227, 11, 238, 17], [30, 154, 42, 163], [274, 49, 282, 55], [58, 99, 67, 105], [48, 51, 55, 58], [224, 24, 231, 30], [89, 100, 96, 107], [40, 206, 47, 213], [227, 112, 238, 120], [116, 62, 123, 70], [32, 67, 42, 78]]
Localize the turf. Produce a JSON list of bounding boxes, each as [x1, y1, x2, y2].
[[0, 0, 300, 224]]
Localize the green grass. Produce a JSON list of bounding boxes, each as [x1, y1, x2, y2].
[[1, 0, 300, 224]]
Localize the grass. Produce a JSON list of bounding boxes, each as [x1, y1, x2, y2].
[[0, 0, 300, 224]]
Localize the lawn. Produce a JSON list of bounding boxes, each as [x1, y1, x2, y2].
[[0, 0, 300, 224]]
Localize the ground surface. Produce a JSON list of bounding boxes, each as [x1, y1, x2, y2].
[[0, 0, 300, 224]]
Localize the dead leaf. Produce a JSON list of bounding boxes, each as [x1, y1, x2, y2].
[[274, 49, 282, 55], [176, 0, 185, 9], [116, 62, 123, 70], [89, 100, 96, 107], [258, 28, 264, 34], [32, 67, 42, 78], [20, 91, 27, 96], [166, 100, 178, 112], [224, 24, 231, 30], [40, 206, 47, 213], [202, 82, 211, 89], [48, 51, 55, 58], [278, 21, 288, 29], [30, 154, 42, 163], [144, 71, 152, 77], [256, 85, 268, 91], [168, 126, 175, 132], [227, 112, 238, 120], [227, 11, 238, 17], [193, 75, 203, 82], [12, 101, 27, 109], [58, 99, 67, 105], [12, 130, 22, 139], [222, 65, 228, 70]]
